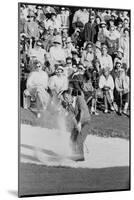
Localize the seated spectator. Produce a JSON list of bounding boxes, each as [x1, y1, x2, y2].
[[64, 57, 74, 77], [99, 67, 115, 113], [100, 44, 113, 71], [72, 50, 80, 65], [49, 35, 66, 72], [26, 60, 49, 113], [49, 65, 68, 97], [114, 48, 124, 68], [81, 42, 95, 70], [69, 63, 85, 97], [115, 65, 129, 115], [64, 37, 76, 57], [28, 40, 47, 65], [94, 41, 102, 61]]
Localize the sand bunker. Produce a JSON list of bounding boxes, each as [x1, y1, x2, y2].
[[20, 124, 129, 168]]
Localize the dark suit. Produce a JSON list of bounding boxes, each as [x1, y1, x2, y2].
[[84, 22, 97, 43]]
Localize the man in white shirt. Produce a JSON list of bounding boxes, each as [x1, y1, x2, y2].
[[100, 44, 113, 71], [99, 67, 115, 113]]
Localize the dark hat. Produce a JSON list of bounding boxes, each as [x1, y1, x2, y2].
[[85, 41, 94, 50], [72, 50, 79, 55]]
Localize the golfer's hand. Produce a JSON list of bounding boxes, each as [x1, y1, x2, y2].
[[77, 122, 82, 132]]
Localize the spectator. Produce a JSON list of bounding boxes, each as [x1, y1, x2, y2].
[[81, 41, 94, 70], [98, 21, 109, 44], [64, 37, 76, 57], [84, 14, 97, 43], [100, 44, 113, 71], [72, 8, 89, 27], [49, 35, 66, 72], [119, 28, 129, 70], [28, 40, 47, 65], [72, 50, 80, 65], [49, 65, 68, 96], [24, 12, 39, 44], [115, 65, 129, 115], [99, 67, 115, 113], [26, 60, 49, 114]]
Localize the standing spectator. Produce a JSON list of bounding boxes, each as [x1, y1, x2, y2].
[[84, 14, 97, 43], [106, 25, 120, 57], [98, 21, 109, 44], [119, 28, 129, 70], [24, 12, 39, 46], [100, 44, 113, 71], [115, 65, 129, 115], [45, 13, 61, 32], [72, 8, 89, 27], [99, 67, 115, 113], [59, 7, 70, 30]]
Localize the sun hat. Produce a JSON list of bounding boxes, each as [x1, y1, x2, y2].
[[95, 41, 101, 50], [53, 35, 62, 44]]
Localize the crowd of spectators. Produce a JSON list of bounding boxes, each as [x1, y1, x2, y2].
[[20, 4, 130, 117]]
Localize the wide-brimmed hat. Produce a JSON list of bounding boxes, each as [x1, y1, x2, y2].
[[95, 41, 101, 50], [100, 20, 106, 26], [66, 37, 72, 43], [116, 48, 124, 55], [85, 41, 94, 50], [116, 59, 122, 65], [27, 11, 35, 18], [56, 65, 64, 72], [103, 66, 110, 72], [101, 43, 108, 49], [36, 40, 43, 46], [71, 50, 79, 55], [53, 35, 62, 44], [78, 64, 85, 70]]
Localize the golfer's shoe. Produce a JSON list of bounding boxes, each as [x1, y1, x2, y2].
[[70, 154, 85, 162], [37, 113, 41, 118], [90, 107, 95, 114], [104, 109, 108, 113], [123, 109, 127, 115], [110, 106, 115, 111]]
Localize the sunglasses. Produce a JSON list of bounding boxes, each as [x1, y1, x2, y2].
[[67, 62, 72, 64]]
